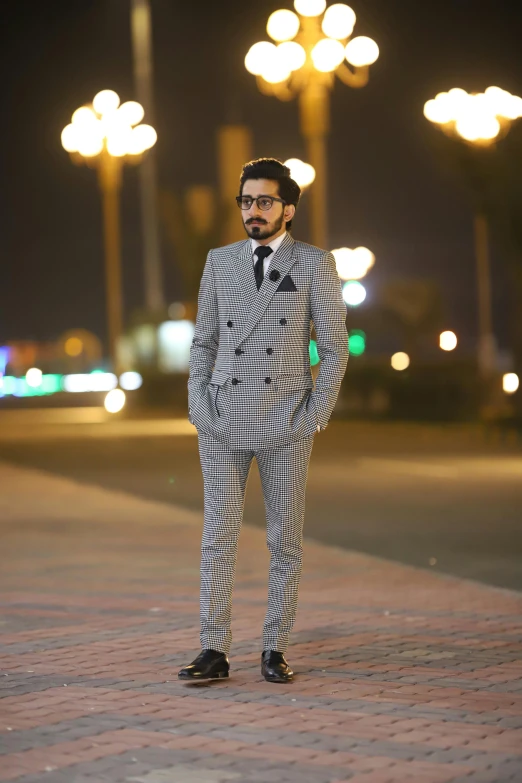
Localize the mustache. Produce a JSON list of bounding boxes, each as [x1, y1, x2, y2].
[[246, 218, 267, 225]]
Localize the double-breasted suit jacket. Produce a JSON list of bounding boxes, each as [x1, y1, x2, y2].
[[188, 232, 349, 450]]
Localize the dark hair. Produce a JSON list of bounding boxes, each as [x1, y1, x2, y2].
[[239, 157, 301, 231]]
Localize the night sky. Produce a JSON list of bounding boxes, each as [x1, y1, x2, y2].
[[2, 0, 522, 355]]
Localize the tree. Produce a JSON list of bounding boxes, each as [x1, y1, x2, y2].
[[159, 186, 229, 303]]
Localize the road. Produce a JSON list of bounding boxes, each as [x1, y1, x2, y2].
[[1, 408, 521, 591]]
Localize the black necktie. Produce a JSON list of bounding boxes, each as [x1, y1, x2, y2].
[[254, 246, 273, 290]]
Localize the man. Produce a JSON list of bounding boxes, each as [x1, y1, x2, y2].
[[178, 158, 348, 684]]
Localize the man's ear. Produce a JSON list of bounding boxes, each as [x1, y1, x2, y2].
[[284, 204, 296, 223]]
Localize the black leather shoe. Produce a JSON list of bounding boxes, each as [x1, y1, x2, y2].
[[261, 650, 294, 683], [178, 649, 229, 682]]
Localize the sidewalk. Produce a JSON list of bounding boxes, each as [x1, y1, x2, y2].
[[1, 461, 521, 783]]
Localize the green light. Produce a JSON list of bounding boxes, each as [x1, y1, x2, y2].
[[41, 374, 63, 393], [0, 374, 64, 397], [349, 329, 366, 357], [309, 339, 320, 366]]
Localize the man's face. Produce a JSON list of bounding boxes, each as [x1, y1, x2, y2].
[[240, 179, 295, 243]]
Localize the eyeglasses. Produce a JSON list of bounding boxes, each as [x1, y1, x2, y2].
[[236, 195, 286, 211]]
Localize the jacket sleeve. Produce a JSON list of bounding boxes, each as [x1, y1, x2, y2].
[[188, 250, 219, 409], [309, 251, 349, 429]]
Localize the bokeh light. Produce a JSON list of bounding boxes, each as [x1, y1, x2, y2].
[[104, 388, 126, 413], [294, 0, 327, 17], [321, 4, 356, 40], [25, 368, 43, 388], [309, 339, 320, 366], [261, 51, 293, 84], [267, 9, 300, 42], [277, 41, 307, 71], [348, 329, 366, 356], [333, 247, 375, 280], [284, 158, 316, 187], [439, 331, 458, 351], [65, 337, 83, 357], [503, 373, 520, 394], [312, 38, 346, 72], [342, 280, 366, 306], [119, 371, 143, 391], [245, 41, 277, 75], [117, 101, 145, 126], [93, 89, 120, 115], [345, 36, 379, 67], [391, 352, 410, 371]]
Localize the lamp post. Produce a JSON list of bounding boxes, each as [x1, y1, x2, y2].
[[245, 1, 378, 249], [423, 86, 522, 377], [61, 90, 157, 371]]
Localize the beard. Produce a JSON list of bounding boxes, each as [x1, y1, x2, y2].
[[243, 210, 285, 240]]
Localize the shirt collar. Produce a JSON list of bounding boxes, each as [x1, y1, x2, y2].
[[251, 231, 287, 257]]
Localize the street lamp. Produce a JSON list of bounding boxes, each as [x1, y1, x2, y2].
[[245, 2, 379, 248], [61, 90, 157, 371], [423, 86, 522, 377]]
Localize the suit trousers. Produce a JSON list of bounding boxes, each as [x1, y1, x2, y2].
[[197, 431, 315, 654]]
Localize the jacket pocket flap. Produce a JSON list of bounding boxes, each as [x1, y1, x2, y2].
[[210, 370, 229, 386], [276, 374, 314, 392]]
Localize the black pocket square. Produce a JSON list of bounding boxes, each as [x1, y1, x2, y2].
[[276, 275, 297, 292]]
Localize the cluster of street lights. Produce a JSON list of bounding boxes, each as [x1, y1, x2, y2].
[[56, 19, 521, 408], [424, 86, 522, 144], [245, 1, 379, 248], [245, 3, 378, 86], [62, 89, 157, 158], [424, 84, 522, 393], [61, 90, 157, 375]]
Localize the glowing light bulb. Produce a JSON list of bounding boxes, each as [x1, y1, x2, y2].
[[311, 38, 345, 72], [391, 352, 410, 371], [245, 41, 278, 75], [321, 4, 356, 40], [345, 36, 379, 67], [284, 158, 316, 187], [267, 9, 300, 42], [294, 0, 326, 17], [277, 41, 306, 71], [439, 331, 457, 351], [93, 89, 120, 115], [104, 388, 126, 413]]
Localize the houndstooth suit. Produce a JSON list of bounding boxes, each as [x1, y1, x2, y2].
[[188, 232, 348, 653]]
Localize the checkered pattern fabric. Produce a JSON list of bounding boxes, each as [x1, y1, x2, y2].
[[189, 233, 348, 653], [188, 233, 349, 450], [198, 432, 315, 654]]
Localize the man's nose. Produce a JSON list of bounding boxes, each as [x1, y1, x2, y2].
[[248, 205, 263, 219]]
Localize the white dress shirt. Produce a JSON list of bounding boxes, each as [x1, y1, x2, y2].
[[251, 232, 287, 276], [251, 232, 322, 433]]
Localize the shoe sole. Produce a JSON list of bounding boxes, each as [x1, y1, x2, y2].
[[178, 672, 229, 682], [262, 675, 294, 683]]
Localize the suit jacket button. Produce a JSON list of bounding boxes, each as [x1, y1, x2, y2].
[[266, 347, 273, 355], [227, 320, 233, 327], [232, 378, 239, 385], [265, 377, 271, 384], [279, 318, 287, 326], [235, 348, 243, 355]]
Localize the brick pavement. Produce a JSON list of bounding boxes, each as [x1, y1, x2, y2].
[[1, 460, 521, 783]]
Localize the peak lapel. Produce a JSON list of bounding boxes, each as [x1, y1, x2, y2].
[[232, 239, 258, 312], [237, 233, 296, 344]]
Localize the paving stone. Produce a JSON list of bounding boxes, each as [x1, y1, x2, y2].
[[1, 462, 522, 783]]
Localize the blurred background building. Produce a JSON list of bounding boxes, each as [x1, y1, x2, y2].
[[1, 0, 522, 421]]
